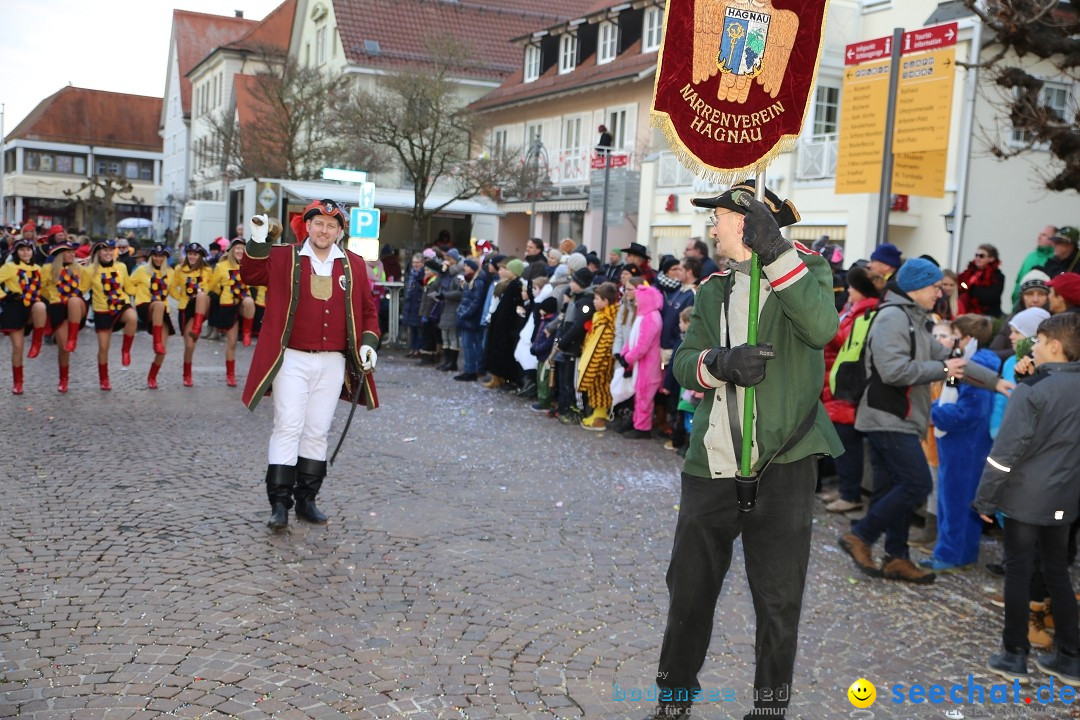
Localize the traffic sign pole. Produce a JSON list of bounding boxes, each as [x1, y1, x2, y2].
[[874, 28, 904, 249]]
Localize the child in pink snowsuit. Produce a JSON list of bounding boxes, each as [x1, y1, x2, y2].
[[619, 283, 664, 435]]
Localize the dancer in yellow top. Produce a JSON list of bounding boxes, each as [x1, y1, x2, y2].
[[0, 238, 47, 393], [170, 242, 212, 387], [208, 238, 255, 387], [40, 240, 87, 393], [79, 240, 137, 391], [129, 243, 176, 389]]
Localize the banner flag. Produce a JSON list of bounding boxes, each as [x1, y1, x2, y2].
[[651, 0, 832, 183]]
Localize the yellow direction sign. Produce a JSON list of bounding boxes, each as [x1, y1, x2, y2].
[[893, 48, 956, 153], [835, 58, 890, 194], [892, 150, 948, 198]]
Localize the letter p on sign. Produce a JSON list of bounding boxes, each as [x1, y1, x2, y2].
[[350, 208, 381, 240]]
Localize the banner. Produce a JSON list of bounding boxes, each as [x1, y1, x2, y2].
[[651, 0, 832, 182]]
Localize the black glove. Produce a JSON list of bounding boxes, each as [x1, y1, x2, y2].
[[703, 344, 776, 387], [615, 354, 629, 369], [623, 366, 633, 378], [736, 192, 792, 266]]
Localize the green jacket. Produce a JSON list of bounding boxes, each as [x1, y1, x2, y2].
[[674, 246, 844, 479], [1012, 246, 1053, 307]]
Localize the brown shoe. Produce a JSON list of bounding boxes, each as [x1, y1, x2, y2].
[[1030, 612, 1055, 650], [838, 533, 882, 577], [881, 556, 936, 584], [482, 374, 504, 389]]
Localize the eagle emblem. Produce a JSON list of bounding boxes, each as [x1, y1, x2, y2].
[[694, 0, 799, 104]]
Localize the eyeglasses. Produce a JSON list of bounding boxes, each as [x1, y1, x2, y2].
[[974, 253, 988, 259], [708, 210, 734, 227]]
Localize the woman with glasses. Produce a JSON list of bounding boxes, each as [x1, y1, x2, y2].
[[79, 240, 138, 391], [958, 244, 1005, 317]]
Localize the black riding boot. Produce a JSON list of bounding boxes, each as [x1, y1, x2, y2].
[[265, 464, 297, 530], [443, 349, 459, 372], [295, 457, 329, 524]]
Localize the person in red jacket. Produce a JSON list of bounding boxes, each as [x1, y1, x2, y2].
[[958, 244, 1006, 317], [240, 199, 380, 531], [821, 266, 882, 513]]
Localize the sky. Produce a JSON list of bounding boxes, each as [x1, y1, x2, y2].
[[0, 0, 286, 135]]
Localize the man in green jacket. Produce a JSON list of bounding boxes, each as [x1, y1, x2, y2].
[[644, 182, 842, 720]]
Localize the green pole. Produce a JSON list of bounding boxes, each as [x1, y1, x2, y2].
[[738, 175, 766, 477]]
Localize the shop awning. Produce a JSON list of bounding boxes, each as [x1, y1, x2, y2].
[[787, 225, 846, 242], [499, 199, 588, 213], [279, 180, 503, 216], [650, 225, 692, 239]]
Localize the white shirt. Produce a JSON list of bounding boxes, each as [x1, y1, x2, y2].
[[299, 240, 345, 277]]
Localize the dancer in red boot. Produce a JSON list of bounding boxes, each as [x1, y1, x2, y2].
[[41, 240, 87, 392], [208, 238, 255, 387], [130, 243, 176, 389], [79, 241, 136, 390], [172, 243, 212, 387], [0, 238, 47, 393]]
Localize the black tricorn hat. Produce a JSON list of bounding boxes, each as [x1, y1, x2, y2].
[[691, 179, 800, 228]]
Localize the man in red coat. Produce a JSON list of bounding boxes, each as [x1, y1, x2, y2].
[[240, 198, 380, 531]]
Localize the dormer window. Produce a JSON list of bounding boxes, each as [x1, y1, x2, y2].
[[598, 21, 617, 65], [524, 45, 541, 82], [559, 34, 577, 74], [643, 6, 662, 52]]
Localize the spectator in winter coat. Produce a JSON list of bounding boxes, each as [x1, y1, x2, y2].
[[436, 259, 464, 372], [482, 257, 526, 389], [958, 244, 1006, 317], [616, 283, 663, 439], [923, 315, 1001, 572], [402, 254, 425, 356], [821, 266, 881, 514], [417, 259, 444, 364], [454, 259, 489, 381]]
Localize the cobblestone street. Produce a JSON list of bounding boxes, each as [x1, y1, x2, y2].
[[0, 339, 1042, 719]]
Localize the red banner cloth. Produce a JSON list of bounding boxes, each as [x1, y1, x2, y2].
[[651, 0, 831, 182]]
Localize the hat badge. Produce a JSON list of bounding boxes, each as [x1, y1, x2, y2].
[[325, 203, 335, 213]]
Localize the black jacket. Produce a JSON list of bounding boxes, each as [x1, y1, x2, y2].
[[974, 362, 1080, 524], [554, 290, 594, 357]]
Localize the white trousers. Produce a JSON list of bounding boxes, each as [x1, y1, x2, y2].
[[268, 349, 346, 465]]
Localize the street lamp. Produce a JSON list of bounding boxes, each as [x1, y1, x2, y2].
[[523, 137, 549, 238], [943, 205, 956, 235]]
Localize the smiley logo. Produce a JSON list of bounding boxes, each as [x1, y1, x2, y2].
[[847, 678, 876, 708]]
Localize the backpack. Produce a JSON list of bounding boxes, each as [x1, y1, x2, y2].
[[829, 303, 913, 404]]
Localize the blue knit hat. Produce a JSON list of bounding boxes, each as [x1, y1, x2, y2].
[[896, 258, 944, 292], [870, 242, 902, 269]]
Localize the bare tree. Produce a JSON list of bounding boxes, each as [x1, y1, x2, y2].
[[335, 40, 523, 245], [964, 0, 1080, 192], [204, 55, 384, 181], [64, 174, 144, 237]]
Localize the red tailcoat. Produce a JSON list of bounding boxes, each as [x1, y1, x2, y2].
[[239, 242, 381, 411]]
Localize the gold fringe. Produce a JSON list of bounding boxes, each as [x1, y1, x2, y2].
[[649, 110, 799, 186]]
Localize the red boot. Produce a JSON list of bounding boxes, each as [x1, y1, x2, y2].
[[152, 325, 165, 355], [147, 361, 161, 389], [98, 363, 111, 391], [58, 365, 69, 393], [226, 359, 236, 387], [27, 327, 45, 359], [241, 316, 253, 347], [12, 365, 23, 395], [191, 312, 204, 339], [64, 321, 80, 352], [121, 333, 134, 366], [183, 362, 193, 387]]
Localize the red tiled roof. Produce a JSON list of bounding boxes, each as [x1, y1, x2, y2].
[[333, 0, 596, 81], [471, 39, 656, 112], [171, 10, 257, 117], [226, 0, 296, 55], [7, 86, 162, 152]]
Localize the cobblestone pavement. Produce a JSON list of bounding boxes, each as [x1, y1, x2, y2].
[[0, 337, 1053, 719]]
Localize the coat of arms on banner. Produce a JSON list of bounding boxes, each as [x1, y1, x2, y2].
[[652, 0, 828, 181]]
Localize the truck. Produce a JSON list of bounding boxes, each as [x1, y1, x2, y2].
[[179, 200, 228, 251]]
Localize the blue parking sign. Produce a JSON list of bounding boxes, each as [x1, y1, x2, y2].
[[350, 208, 380, 239]]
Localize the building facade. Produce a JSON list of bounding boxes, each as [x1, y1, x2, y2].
[[2, 87, 162, 236]]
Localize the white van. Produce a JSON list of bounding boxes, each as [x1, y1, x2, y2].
[[179, 201, 227, 251]]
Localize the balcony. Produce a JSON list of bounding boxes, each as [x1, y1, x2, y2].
[[796, 134, 838, 180], [656, 152, 698, 187]]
